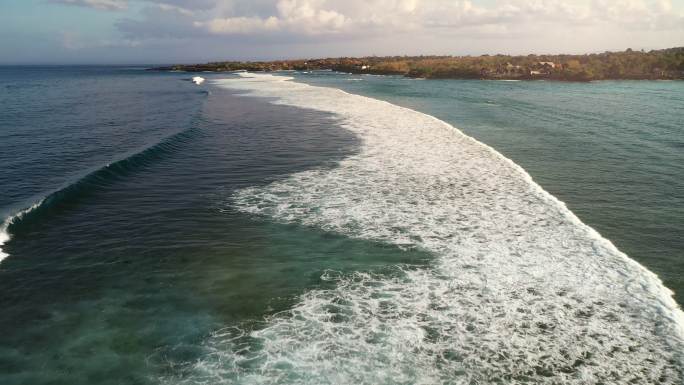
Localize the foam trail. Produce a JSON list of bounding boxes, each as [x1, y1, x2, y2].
[[176, 73, 684, 384]]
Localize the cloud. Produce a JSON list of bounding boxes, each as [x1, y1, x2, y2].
[[49, 0, 128, 11], [184, 0, 684, 39], [116, 4, 205, 39], [87, 0, 684, 61], [48, 0, 219, 12], [194, 0, 349, 35], [46, 0, 684, 37]]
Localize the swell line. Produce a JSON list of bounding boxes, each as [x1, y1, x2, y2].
[[0, 124, 202, 263]]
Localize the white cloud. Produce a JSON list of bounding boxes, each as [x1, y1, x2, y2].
[[194, 0, 349, 35], [154, 3, 195, 16], [188, 0, 684, 38], [49, 0, 128, 11], [197, 16, 281, 34], [102, 0, 684, 60]]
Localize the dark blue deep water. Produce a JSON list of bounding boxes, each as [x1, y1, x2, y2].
[[0, 67, 682, 384], [0, 67, 429, 384]]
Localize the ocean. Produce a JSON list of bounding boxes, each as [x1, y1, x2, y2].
[[0, 67, 682, 384]]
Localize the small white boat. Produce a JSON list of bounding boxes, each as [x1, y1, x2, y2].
[[192, 76, 205, 85]]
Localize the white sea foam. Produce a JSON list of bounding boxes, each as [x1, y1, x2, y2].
[[182, 73, 684, 384], [0, 201, 43, 264], [0, 227, 9, 262]]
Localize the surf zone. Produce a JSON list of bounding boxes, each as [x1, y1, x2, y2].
[[174, 72, 684, 384]]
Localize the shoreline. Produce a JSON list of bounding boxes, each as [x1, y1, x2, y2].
[[151, 66, 683, 83], [151, 47, 684, 82]]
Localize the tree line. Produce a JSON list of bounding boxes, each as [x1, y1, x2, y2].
[[156, 47, 684, 81]]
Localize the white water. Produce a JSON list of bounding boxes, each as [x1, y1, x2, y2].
[[0, 226, 9, 262], [180, 73, 684, 384], [0, 201, 42, 264]]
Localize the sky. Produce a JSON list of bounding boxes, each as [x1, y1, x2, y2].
[[1, 0, 683, 64]]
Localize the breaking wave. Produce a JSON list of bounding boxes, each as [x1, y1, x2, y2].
[[0, 126, 200, 263], [194, 73, 683, 384]]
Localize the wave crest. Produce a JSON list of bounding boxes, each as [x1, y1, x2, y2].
[[0, 126, 199, 262]]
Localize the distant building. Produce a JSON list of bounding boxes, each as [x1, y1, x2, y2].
[[530, 62, 555, 76], [504, 62, 522, 75]]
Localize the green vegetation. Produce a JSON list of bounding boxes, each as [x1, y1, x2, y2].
[[156, 47, 684, 81]]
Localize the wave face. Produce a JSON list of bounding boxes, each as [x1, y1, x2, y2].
[[175, 73, 684, 384], [0, 126, 198, 262]]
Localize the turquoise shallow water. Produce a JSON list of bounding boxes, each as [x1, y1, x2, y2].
[[0, 67, 683, 384]]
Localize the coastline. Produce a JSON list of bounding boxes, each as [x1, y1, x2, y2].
[[152, 47, 684, 82], [152, 66, 684, 82]]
